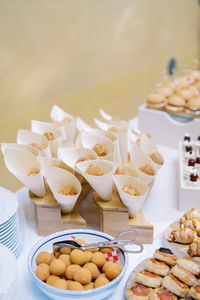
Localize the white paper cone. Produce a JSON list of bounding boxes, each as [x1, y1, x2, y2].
[[140, 134, 164, 171], [99, 108, 128, 128], [94, 118, 128, 163], [111, 130, 128, 164], [1, 143, 39, 156], [17, 129, 51, 157], [50, 105, 76, 143], [4, 149, 45, 197], [82, 128, 121, 163], [113, 175, 149, 217], [45, 166, 81, 213], [81, 131, 115, 161], [76, 117, 90, 132], [112, 162, 139, 178], [76, 132, 83, 147], [75, 160, 113, 201], [58, 146, 97, 170], [31, 120, 64, 157], [130, 142, 157, 185]]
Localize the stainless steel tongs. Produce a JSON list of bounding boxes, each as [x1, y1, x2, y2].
[[53, 230, 143, 255]]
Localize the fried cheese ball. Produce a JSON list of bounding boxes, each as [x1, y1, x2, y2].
[[46, 275, 60, 286], [63, 117, 72, 123], [92, 143, 108, 157], [52, 279, 68, 290], [58, 187, 77, 196], [73, 267, 92, 285], [68, 281, 84, 291], [91, 251, 106, 268], [84, 262, 100, 280], [65, 264, 81, 280], [94, 276, 110, 288], [84, 250, 93, 263], [83, 282, 94, 290], [70, 249, 86, 265], [85, 164, 104, 176], [36, 251, 52, 265], [36, 263, 50, 281], [99, 247, 113, 254], [49, 259, 66, 276], [59, 254, 71, 267], [104, 261, 122, 280], [60, 246, 71, 255]]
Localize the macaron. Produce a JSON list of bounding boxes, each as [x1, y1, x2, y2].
[[146, 93, 166, 110], [185, 96, 200, 117], [176, 88, 194, 102], [164, 80, 177, 92], [176, 76, 191, 89], [156, 87, 173, 98], [165, 96, 185, 113]]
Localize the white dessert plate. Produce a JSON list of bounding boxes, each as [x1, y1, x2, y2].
[[0, 187, 18, 226]]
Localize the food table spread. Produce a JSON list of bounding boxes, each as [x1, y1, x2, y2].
[[13, 144, 184, 300]]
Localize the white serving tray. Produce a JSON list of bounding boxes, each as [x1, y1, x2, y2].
[[178, 141, 200, 211], [138, 104, 200, 148]]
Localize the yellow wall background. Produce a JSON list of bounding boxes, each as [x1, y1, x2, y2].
[[0, 0, 200, 191]]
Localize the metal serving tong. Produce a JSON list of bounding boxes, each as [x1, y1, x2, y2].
[[53, 230, 143, 255]]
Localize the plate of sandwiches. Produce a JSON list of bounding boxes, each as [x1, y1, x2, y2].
[[125, 247, 200, 300], [163, 208, 200, 263]]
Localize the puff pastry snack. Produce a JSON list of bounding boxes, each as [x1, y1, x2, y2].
[[177, 257, 200, 276], [188, 239, 200, 257], [126, 283, 152, 300], [153, 248, 177, 266], [135, 271, 162, 288], [180, 219, 200, 236], [162, 275, 189, 297], [181, 209, 200, 221], [144, 258, 170, 277], [188, 284, 200, 300], [151, 287, 177, 300], [170, 264, 197, 286], [168, 228, 197, 244]]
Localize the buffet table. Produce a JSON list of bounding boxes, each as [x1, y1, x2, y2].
[[13, 144, 183, 300]]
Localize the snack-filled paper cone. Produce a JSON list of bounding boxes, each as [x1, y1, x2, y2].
[[83, 128, 121, 163], [50, 104, 76, 143], [45, 166, 81, 213], [94, 118, 128, 163], [4, 149, 45, 197], [58, 146, 97, 170], [81, 131, 115, 161], [17, 129, 51, 157], [112, 162, 139, 178], [113, 175, 149, 217], [99, 108, 128, 128], [75, 160, 113, 201], [130, 142, 157, 185], [140, 134, 164, 171], [37, 156, 63, 177], [31, 120, 64, 157], [1, 143, 39, 156], [76, 117, 90, 132]]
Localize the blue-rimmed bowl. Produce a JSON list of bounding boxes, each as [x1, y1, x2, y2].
[[28, 229, 128, 300]]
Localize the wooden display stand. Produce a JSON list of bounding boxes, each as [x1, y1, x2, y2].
[[30, 183, 90, 236], [93, 186, 153, 244]]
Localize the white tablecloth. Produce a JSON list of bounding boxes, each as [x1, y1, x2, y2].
[[13, 145, 183, 300]]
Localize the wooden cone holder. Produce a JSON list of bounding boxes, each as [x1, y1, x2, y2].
[[93, 185, 153, 244], [30, 182, 90, 236]]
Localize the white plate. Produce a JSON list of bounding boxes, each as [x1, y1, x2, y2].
[[0, 244, 17, 299], [0, 187, 18, 226], [0, 214, 17, 231]]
